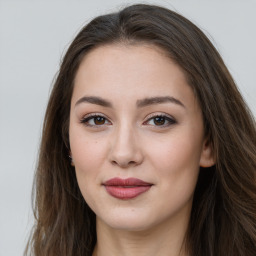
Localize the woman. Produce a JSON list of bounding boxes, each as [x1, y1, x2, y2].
[[25, 4, 256, 256]]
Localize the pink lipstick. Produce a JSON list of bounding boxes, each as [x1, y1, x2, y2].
[[103, 177, 152, 200]]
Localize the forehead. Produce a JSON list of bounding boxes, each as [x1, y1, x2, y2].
[[72, 44, 197, 109]]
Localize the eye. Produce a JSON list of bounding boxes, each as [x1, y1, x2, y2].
[[80, 114, 111, 127], [144, 114, 176, 127]]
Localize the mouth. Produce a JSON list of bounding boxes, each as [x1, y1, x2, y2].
[[103, 177, 153, 200]]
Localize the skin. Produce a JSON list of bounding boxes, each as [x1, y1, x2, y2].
[[69, 44, 214, 256]]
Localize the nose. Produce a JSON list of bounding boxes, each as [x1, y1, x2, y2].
[[108, 124, 144, 168]]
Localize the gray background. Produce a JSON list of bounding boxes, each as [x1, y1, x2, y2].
[[0, 0, 255, 255]]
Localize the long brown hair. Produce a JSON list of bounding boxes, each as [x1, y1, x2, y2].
[[25, 4, 256, 256]]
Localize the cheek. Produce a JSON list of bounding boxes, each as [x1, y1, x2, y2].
[[70, 125, 106, 166], [69, 128, 110, 192], [146, 129, 203, 189], [151, 136, 202, 169], [69, 131, 109, 207], [146, 133, 203, 215]]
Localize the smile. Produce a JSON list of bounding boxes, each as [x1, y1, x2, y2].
[[103, 177, 153, 200]]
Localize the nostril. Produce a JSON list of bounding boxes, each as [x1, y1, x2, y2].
[[111, 160, 118, 166], [111, 160, 137, 168]]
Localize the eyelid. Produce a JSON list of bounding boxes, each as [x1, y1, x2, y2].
[[80, 113, 112, 127], [79, 112, 176, 128], [143, 112, 177, 127]]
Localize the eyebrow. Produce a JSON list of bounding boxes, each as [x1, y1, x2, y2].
[[75, 96, 112, 107], [75, 96, 185, 108], [136, 96, 185, 108]]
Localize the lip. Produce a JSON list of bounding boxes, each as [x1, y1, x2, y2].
[[103, 177, 153, 200]]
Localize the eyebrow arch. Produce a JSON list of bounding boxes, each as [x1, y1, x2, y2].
[[75, 96, 185, 109], [75, 96, 113, 108], [136, 96, 185, 108]]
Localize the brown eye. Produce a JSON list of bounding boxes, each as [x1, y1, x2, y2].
[[153, 116, 165, 126], [145, 114, 176, 127], [94, 116, 106, 125], [80, 115, 111, 127]]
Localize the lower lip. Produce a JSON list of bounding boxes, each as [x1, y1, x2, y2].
[[104, 185, 151, 200]]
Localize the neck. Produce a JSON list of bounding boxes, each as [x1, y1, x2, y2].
[[93, 214, 190, 256]]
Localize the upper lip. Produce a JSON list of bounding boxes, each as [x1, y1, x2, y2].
[[103, 177, 152, 186]]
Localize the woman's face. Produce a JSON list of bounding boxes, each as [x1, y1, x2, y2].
[[69, 44, 214, 231]]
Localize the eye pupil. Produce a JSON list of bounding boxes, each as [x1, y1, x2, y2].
[[94, 116, 105, 125], [154, 116, 165, 125]]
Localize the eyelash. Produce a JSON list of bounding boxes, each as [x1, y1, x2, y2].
[[80, 113, 177, 128], [80, 113, 111, 128], [144, 113, 176, 127]]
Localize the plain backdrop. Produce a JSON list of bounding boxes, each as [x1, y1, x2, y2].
[[0, 0, 255, 255]]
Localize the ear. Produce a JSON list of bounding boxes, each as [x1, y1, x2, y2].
[[69, 151, 75, 167], [199, 138, 215, 167]]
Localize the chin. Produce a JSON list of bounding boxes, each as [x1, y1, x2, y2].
[[101, 219, 152, 232], [96, 208, 160, 232]]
